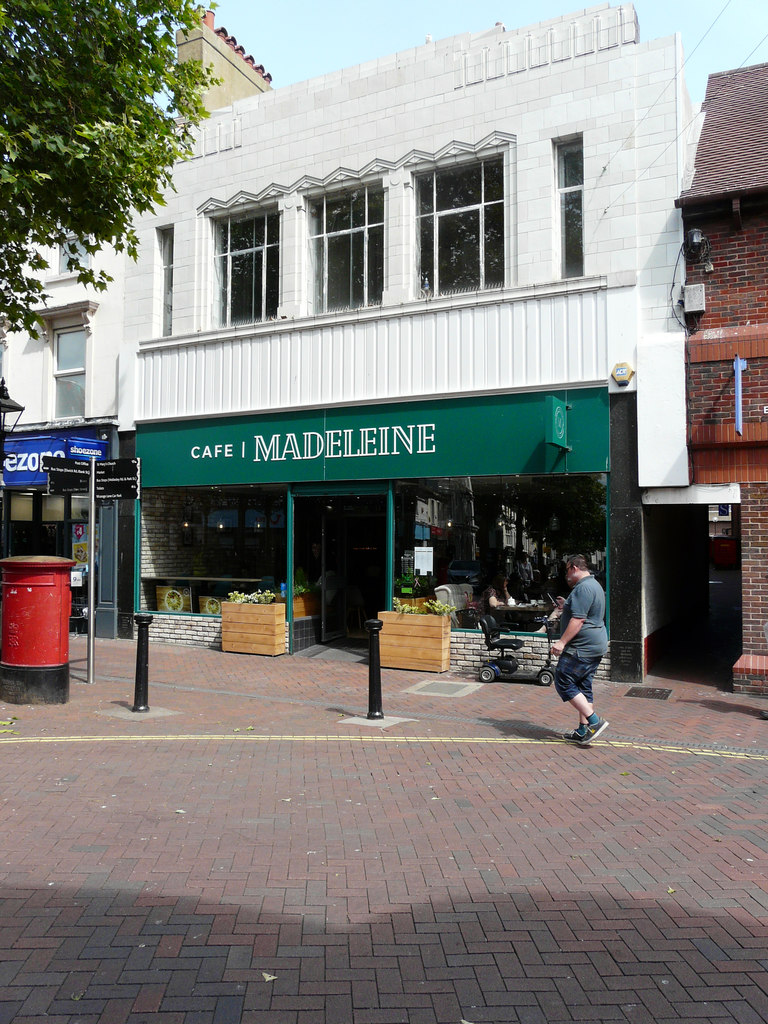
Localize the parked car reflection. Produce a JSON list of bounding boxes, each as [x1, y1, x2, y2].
[[447, 559, 483, 591]]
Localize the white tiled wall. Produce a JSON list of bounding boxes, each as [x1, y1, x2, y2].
[[118, 3, 689, 486]]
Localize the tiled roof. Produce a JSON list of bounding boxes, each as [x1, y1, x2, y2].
[[678, 62, 768, 205]]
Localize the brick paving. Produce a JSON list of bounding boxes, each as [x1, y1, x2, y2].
[[0, 636, 766, 1022]]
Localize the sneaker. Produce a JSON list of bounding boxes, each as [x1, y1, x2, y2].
[[578, 717, 609, 745], [563, 726, 587, 742]]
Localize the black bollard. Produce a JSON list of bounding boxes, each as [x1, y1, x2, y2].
[[132, 613, 153, 713], [365, 618, 384, 720]]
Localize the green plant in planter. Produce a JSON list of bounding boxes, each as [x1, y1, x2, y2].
[[393, 597, 456, 616], [293, 567, 319, 596], [227, 589, 276, 604]]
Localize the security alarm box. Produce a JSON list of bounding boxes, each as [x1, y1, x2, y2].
[[683, 283, 706, 313]]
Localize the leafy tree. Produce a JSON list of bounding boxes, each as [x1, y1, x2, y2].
[[0, 0, 213, 333]]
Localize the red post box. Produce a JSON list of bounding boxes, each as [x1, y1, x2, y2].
[[0, 556, 77, 704]]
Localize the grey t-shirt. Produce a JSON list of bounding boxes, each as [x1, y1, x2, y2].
[[560, 573, 608, 660]]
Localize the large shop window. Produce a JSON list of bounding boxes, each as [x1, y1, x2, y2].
[[416, 156, 505, 297], [309, 185, 384, 313], [214, 211, 280, 326], [557, 139, 584, 278], [394, 474, 606, 629], [54, 327, 86, 418], [139, 486, 287, 614]]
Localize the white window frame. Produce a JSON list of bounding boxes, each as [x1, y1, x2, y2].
[[308, 184, 385, 314], [159, 227, 174, 337], [415, 155, 505, 298], [53, 327, 87, 419], [556, 138, 584, 279], [58, 234, 91, 276], [214, 210, 280, 327]]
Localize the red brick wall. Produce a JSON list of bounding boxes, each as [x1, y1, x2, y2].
[[733, 481, 768, 694], [685, 211, 768, 326], [684, 210, 768, 486], [684, 208, 768, 689]]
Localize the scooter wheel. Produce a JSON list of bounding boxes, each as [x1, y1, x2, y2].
[[537, 669, 555, 687], [479, 666, 497, 683]]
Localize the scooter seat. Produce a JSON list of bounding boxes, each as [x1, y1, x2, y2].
[[479, 616, 525, 652]]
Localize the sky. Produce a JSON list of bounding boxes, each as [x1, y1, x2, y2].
[[209, 0, 768, 106]]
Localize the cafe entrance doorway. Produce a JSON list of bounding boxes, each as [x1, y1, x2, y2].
[[292, 489, 387, 648]]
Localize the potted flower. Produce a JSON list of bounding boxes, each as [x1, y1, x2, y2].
[[221, 589, 285, 656], [378, 597, 456, 672]]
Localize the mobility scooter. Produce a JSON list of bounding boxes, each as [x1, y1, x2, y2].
[[477, 614, 557, 686]]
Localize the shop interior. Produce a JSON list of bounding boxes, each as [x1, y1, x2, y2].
[[139, 474, 607, 649]]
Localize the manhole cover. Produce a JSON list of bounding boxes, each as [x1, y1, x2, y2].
[[624, 686, 672, 700]]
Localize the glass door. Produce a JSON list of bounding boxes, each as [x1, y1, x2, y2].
[[291, 482, 393, 652], [320, 512, 346, 642]]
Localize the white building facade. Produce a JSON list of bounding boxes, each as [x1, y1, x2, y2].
[[1, 236, 125, 636], [41, 3, 693, 676]]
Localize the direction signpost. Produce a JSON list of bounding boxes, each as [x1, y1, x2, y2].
[[94, 459, 141, 501], [41, 456, 91, 494], [42, 456, 140, 499], [42, 456, 141, 685]]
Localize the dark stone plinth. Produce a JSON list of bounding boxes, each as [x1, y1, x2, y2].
[[0, 662, 70, 705]]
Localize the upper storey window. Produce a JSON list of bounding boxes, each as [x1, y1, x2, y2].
[[159, 227, 174, 337], [58, 235, 90, 275], [416, 157, 504, 297], [557, 140, 584, 278], [309, 186, 384, 314], [214, 212, 279, 326], [54, 327, 86, 418]]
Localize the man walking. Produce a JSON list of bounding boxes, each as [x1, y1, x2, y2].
[[550, 554, 609, 745]]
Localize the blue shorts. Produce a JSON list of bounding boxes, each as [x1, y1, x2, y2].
[[554, 651, 603, 704]]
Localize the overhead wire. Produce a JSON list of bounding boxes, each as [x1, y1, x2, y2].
[[582, 0, 768, 236]]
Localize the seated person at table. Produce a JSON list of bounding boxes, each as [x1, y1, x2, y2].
[[482, 574, 512, 616]]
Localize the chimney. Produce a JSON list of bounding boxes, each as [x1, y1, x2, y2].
[[177, 9, 273, 111]]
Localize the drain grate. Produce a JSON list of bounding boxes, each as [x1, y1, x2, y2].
[[625, 686, 672, 700], [403, 679, 483, 698]]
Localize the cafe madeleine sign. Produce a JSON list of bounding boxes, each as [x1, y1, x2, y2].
[[190, 422, 437, 464], [136, 390, 609, 487]]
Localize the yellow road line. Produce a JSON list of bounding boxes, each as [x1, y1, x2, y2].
[[0, 733, 765, 760]]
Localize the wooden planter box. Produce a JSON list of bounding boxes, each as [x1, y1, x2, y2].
[[378, 610, 451, 673], [293, 593, 320, 618], [221, 602, 285, 656]]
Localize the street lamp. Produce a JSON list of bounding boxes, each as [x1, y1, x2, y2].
[[0, 378, 25, 486]]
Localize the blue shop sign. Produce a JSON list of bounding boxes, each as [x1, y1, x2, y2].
[[3, 433, 109, 487]]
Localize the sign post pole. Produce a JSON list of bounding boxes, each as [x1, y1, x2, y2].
[[87, 458, 97, 686]]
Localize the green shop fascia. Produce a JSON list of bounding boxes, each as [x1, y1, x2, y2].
[[135, 389, 609, 637]]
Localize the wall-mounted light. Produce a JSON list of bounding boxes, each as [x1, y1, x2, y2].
[[684, 228, 712, 269]]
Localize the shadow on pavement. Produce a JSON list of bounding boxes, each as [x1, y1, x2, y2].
[[1, 882, 766, 1022]]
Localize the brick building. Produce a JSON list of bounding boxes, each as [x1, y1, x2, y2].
[[677, 63, 768, 692]]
